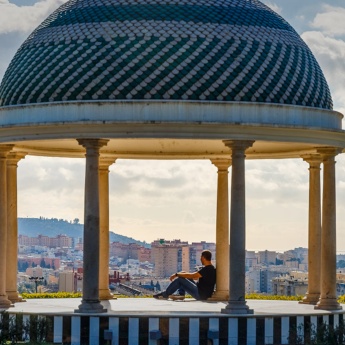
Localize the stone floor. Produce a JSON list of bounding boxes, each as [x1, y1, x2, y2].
[[3, 298, 344, 317]]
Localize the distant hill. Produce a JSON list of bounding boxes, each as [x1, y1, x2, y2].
[[18, 217, 150, 248]]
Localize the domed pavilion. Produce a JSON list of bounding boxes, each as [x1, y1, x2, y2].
[[0, 0, 345, 314]]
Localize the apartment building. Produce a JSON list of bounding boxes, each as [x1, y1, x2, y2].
[[246, 251, 258, 269], [18, 234, 72, 248], [138, 247, 152, 263], [256, 250, 277, 265], [109, 242, 150, 262], [151, 239, 216, 278], [152, 245, 181, 278], [272, 272, 308, 296], [190, 241, 216, 265]]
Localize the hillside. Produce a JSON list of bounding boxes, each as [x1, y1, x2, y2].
[[18, 217, 150, 248]]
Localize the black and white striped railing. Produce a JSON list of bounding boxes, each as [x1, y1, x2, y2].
[[7, 313, 345, 344]]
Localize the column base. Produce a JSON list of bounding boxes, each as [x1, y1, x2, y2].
[[0, 295, 14, 308], [299, 293, 320, 305], [221, 300, 253, 315], [75, 300, 107, 314], [7, 291, 26, 303], [208, 290, 229, 301], [99, 289, 117, 300], [315, 298, 342, 311]]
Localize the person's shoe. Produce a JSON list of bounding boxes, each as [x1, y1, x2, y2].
[[169, 295, 185, 301], [153, 293, 168, 300]]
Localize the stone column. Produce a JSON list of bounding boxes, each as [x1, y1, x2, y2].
[[222, 140, 254, 315], [210, 159, 231, 301], [99, 156, 116, 300], [6, 152, 26, 303], [76, 139, 108, 313], [299, 155, 322, 305], [0, 145, 14, 309], [315, 147, 342, 311]]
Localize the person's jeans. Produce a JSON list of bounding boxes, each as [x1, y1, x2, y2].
[[162, 277, 201, 300]]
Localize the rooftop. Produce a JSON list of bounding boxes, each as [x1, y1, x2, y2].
[[0, 0, 332, 109]]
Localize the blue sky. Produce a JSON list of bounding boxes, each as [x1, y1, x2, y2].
[[1, 0, 345, 251]]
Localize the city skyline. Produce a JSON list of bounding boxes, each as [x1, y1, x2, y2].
[[1, 0, 345, 251]]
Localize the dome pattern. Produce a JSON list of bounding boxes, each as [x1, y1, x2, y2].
[[0, 0, 332, 109]]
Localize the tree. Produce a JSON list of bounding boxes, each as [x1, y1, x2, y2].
[[337, 260, 345, 269], [40, 259, 46, 268], [276, 258, 284, 265]]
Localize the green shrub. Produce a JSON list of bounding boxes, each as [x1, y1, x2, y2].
[[0, 312, 52, 345], [245, 293, 303, 301], [289, 321, 345, 345], [17, 292, 345, 303], [21, 292, 82, 299]]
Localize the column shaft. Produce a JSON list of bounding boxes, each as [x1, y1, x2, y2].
[[222, 140, 254, 315], [76, 139, 108, 313], [315, 148, 342, 310], [99, 157, 116, 300], [300, 155, 322, 305], [210, 159, 231, 301], [0, 145, 14, 308], [6, 152, 26, 303]]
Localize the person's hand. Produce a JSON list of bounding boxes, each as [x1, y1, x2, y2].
[[169, 273, 177, 281]]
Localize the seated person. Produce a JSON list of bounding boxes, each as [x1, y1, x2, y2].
[[153, 250, 216, 300]]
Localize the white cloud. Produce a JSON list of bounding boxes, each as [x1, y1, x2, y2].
[[0, 0, 66, 34], [302, 31, 345, 60], [301, 31, 345, 112], [311, 5, 345, 37], [17, 156, 315, 250], [109, 159, 215, 202], [183, 211, 196, 224]]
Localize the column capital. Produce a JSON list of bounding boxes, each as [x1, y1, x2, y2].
[[0, 145, 14, 158], [99, 155, 117, 170], [210, 158, 231, 171], [77, 139, 109, 152], [223, 140, 254, 152], [7, 152, 27, 166], [301, 154, 322, 169], [316, 147, 343, 161]]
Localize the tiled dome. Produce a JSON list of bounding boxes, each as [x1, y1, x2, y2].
[[0, 0, 332, 109]]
